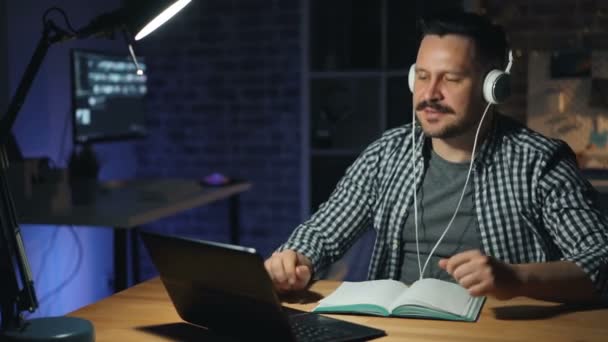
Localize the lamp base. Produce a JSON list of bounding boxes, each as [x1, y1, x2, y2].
[[1, 317, 94, 342]]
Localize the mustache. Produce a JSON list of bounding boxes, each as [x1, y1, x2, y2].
[[415, 100, 455, 114]]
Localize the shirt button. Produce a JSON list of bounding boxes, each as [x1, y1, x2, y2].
[[392, 242, 399, 250]]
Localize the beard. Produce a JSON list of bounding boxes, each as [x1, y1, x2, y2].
[[415, 100, 479, 139]]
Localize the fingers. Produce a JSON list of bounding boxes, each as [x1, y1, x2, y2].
[[294, 265, 312, 288], [457, 270, 485, 291], [451, 255, 491, 282], [264, 250, 312, 292], [439, 250, 494, 296], [443, 250, 484, 274], [467, 281, 492, 297], [266, 250, 296, 286], [296, 252, 313, 270], [450, 263, 487, 296], [439, 250, 518, 299], [281, 252, 297, 285]]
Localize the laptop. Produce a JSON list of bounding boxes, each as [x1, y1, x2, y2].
[[140, 231, 386, 342]]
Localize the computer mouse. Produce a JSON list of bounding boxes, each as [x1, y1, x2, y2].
[[201, 172, 230, 186]]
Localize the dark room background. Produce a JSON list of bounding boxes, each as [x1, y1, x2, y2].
[[3, 0, 607, 318], [2, 0, 308, 318]]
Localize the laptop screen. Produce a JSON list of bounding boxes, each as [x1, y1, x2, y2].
[[140, 231, 386, 342], [141, 231, 296, 340]]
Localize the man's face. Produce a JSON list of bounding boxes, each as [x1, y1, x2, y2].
[[413, 34, 487, 139]]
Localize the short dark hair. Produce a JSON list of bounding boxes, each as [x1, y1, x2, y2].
[[419, 11, 508, 69]]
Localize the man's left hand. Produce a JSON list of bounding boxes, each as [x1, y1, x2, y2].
[[438, 249, 523, 299]]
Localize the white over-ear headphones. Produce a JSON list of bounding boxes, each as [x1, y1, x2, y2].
[[408, 50, 514, 104]]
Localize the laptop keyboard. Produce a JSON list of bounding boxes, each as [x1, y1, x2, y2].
[[290, 314, 354, 342], [284, 307, 385, 342]]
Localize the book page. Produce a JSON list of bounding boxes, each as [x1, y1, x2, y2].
[[390, 278, 473, 316], [318, 279, 409, 310]]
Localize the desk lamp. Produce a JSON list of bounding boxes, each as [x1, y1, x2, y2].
[[0, 1, 192, 341]]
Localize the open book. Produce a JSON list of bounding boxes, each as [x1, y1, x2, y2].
[[313, 278, 485, 322]]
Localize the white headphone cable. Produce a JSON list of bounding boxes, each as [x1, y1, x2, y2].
[[411, 50, 512, 280], [415, 101, 492, 280], [412, 106, 422, 279]]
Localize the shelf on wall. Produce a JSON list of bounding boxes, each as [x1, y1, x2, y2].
[[311, 149, 362, 157]]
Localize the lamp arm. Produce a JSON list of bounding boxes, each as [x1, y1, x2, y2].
[[75, 9, 125, 39], [0, 18, 73, 330], [0, 147, 37, 330], [0, 2, 190, 338], [0, 19, 73, 143], [0, 13, 127, 329]]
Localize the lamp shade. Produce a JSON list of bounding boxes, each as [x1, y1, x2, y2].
[[76, 0, 191, 40], [134, 0, 192, 40]]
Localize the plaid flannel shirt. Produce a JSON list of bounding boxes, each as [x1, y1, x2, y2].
[[281, 114, 608, 298]]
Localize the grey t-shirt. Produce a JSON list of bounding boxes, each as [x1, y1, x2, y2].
[[400, 149, 481, 285]]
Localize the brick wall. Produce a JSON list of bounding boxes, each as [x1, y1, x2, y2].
[[481, 0, 608, 122], [132, 0, 603, 281], [136, 0, 302, 279]]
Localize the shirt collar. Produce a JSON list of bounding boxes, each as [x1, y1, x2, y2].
[[474, 113, 503, 169], [415, 113, 504, 170]]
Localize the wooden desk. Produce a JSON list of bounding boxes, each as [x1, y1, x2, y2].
[[13, 178, 251, 291], [69, 278, 608, 341]]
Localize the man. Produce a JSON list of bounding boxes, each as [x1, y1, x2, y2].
[[265, 11, 608, 303]]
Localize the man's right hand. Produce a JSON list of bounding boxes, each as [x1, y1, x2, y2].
[[264, 250, 313, 292]]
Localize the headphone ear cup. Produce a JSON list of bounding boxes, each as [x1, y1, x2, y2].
[[408, 64, 416, 93], [408, 65, 512, 103], [483, 70, 511, 104]]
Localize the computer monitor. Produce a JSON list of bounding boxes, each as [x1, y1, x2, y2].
[[70, 49, 148, 144]]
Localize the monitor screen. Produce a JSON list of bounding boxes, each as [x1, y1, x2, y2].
[[71, 49, 148, 144]]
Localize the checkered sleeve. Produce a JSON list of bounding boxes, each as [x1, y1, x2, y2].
[[278, 138, 384, 275], [539, 143, 608, 299]]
